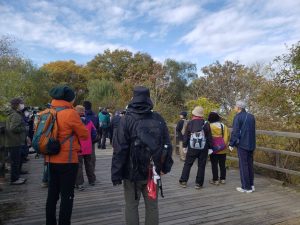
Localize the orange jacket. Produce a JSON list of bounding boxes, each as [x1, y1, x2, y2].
[[46, 99, 88, 163]]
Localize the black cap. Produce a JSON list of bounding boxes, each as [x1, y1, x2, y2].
[[131, 86, 153, 105], [180, 111, 187, 117], [10, 97, 24, 109]]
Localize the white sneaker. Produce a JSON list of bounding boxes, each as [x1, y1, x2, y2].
[[236, 187, 246, 193], [251, 186, 255, 192], [236, 187, 253, 193]]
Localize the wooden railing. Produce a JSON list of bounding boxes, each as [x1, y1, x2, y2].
[[168, 124, 300, 176]]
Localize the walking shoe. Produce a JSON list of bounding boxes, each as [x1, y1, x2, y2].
[[195, 184, 202, 189], [10, 178, 27, 185], [236, 187, 253, 193], [220, 179, 226, 184], [20, 170, 29, 175], [179, 181, 187, 188], [251, 185, 255, 192], [89, 182, 95, 186], [41, 182, 48, 188], [76, 185, 85, 191], [209, 180, 219, 185]]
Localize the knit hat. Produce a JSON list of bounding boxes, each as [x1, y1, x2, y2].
[[10, 97, 24, 109], [75, 105, 85, 115], [83, 101, 92, 110], [49, 85, 75, 102], [236, 100, 246, 109], [192, 106, 204, 117]]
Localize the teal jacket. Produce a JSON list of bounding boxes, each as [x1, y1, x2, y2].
[[98, 111, 110, 129], [5, 109, 26, 147]]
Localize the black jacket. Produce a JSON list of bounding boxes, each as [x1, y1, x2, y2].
[[183, 118, 213, 150], [111, 101, 173, 184]]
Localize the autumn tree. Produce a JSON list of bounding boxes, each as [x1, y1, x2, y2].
[[41, 60, 88, 103]]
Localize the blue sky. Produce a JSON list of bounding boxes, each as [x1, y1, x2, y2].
[[1, 0, 300, 69]]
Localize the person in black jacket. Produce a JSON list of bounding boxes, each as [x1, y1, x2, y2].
[[179, 106, 213, 189], [111, 86, 173, 225], [176, 111, 188, 161]]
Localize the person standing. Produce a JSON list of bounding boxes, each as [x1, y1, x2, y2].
[[229, 100, 256, 193], [179, 106, 213, 189], [207, 111, 230, 185], [5, 97, 27, 185], [98, 108, 110, 149], [111, 86, 173, 225], [176, 111, 188, 161], [83, 101, 98, 181], [45, 85, 88, 225], [75, 105, 96, 190]]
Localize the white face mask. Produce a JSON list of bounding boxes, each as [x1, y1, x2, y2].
[[24, 111, 30, 117], [19, 104, 25, 111]]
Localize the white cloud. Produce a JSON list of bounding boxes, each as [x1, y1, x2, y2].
[[179, 0, 300, 64], [160, 5, 200, 25]]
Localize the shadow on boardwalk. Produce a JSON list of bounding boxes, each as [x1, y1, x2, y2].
[[1, 146, 300, 225]]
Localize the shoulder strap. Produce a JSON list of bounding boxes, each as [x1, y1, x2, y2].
[[239, 113, 248, 138], [220, 123, 224, 138]]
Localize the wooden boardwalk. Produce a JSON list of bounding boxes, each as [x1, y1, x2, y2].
[[1, 146, 300, 225]]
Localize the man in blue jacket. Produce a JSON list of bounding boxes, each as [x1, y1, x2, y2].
[[229, 100, 256, 193]]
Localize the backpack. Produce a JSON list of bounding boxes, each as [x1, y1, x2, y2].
[[181, 119, 189, 136], [189, 121, 207, 150], [99, 112, 110, 129], [32, 107, 70, 155], [212, 123, 226, 153], [129, 113, 164, 181]]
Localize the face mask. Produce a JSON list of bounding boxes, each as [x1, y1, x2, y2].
[[24, 111, 30, 117], [19, 104, 25, 111]]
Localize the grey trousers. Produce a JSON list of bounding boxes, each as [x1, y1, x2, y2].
[[123, 179, 158, 225], [76, 155, 95, 185]]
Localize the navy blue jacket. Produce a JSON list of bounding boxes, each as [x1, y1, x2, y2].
[[229, 110, 256, 151], [85, 109, 99, 129]]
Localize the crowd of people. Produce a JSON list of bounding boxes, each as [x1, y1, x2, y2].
[[1, 84, 256, 225]]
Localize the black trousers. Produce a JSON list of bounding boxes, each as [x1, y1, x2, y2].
[[8, 146, 23, 182], [46, 163, 78, 225], [210, 154, 226, 181], [179, 148, 208, 186], [98, 128, 109, 148]]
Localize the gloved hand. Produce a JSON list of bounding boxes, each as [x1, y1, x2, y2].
[[113, 180, 122, 186], [183, 148, 187, 154], [208, 149, 213, 155], [229, 146, 234, 152]]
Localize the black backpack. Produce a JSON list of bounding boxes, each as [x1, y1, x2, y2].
[[128, 113, 164, 182]]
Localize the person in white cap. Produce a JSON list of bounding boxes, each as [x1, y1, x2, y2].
[[229, 100, 256, 193], [179, 106, 213, 189]]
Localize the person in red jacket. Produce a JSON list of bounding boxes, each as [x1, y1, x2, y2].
[[46, 85, 88, 225]]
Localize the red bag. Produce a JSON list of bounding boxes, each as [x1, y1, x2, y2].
[[147, 166, 157, 200]]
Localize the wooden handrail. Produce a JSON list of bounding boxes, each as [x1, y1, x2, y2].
[[168, 123, 300, 176]]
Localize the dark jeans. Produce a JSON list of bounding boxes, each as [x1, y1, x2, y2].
[[210, 154, 226, 181], [123, 179, 158, 225], [98, 128, 109, 148], [43, 163, 48, 183], [8, 146, 22, 182], [46, 163, 78, 225], [76, 155, 95, 185], [179, 148, 208, 186], [238, 148, 254, 190]]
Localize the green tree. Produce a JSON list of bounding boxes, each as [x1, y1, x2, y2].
[[185, 97, 220, 119]]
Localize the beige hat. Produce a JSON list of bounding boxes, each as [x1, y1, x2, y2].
[[192, 106, 204, 117]]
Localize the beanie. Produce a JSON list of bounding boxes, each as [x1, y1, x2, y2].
[[49, 85, 75, 102]]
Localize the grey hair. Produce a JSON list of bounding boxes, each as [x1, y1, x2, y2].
[[235, 100, 246, 109]]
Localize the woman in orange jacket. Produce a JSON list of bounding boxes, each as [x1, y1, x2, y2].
[[46, 85, 88, 225]]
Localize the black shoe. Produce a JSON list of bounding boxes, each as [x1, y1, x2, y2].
[[20, 171, 29, 175], [10, 178, 27, 185]]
